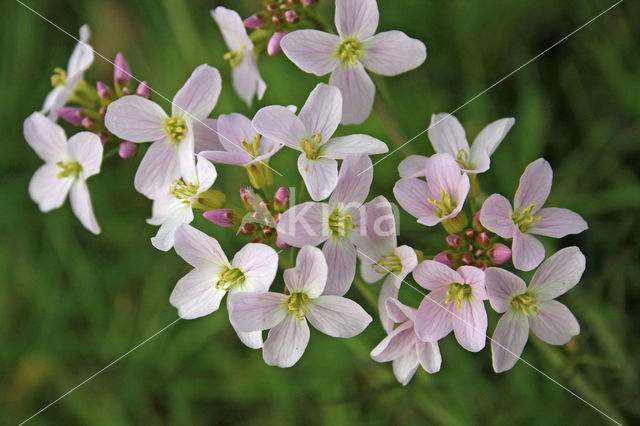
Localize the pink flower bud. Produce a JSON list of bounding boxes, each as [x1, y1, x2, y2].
[[203, 209, 235, 227], [267, 31, 286, 55], [445, 234, 462, 249], [262, 226, 274, 237], [489, 244, 512, 265], [473, 210, 485, 232], [244, 14, 266, 29], [266, 2, 278, 12], [285, 10, 299, 23], [460, 253, 474, 265], [96, 81, 112, 100], [433, 252, 453, 268], [271, 12, 283, 26], [259, 200, 271, 216], [464, 229, 475, 241], [99, 106, 107, 117], [476, 231, 491, 249], [240, 222, 256, 235], [98, 133, 109, 146], [475, 260, 489, 270], [240, 188, 257, 209], [114, 52, 131, 84], [276, 235, 289, 248], [121, 87, 131, 96], [251, 236, 263, 243], [57, 107, 84, 126], [81, 117, 98, 131], [118, 141, 137, 159], [274, 187, 290, 211], [136, 81, 151, 98], [301, 0, 316, 5]]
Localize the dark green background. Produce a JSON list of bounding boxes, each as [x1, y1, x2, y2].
[[2, 0, 638, 424]]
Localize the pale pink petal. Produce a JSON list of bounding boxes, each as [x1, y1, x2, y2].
[[416, 341, 442, 373], [173, 224, 229, 269], [398, 155, 428, 178], [192, 118, 222, 153], [529, 247, 585, 301], [151, 207, 193, 251], [321, 134, 388, 159], [66, 25, 93, 76], [514, 158, 552, 212], [211, 7, 252, 50], [280, 30, 340, 76], [335, 0, 378, 39], [529, 300, 580, 345], [531, 207, 589, 238], [359, 252, 382, 284], [484, 267, 527, 313], [393, 178, 437, 221], [169, 269, 226, 319], [276, 201, 330, 247], [253, 105, 306, 150], [177, 121, 197, 184], [480, 194, 516, 238], [427, 114, 469, 158], [452, 299, 487, 352], [412, 260, 461, 291], [415, 288, 453, 342], [69, 180, 100, 234], [329, 64, 375, 125], [263, 315, 310, 368], [361, 31, 426, 76], [193, 155, 217, 191], [470, 117, 515, 159], [298, 155, 338, 201], [385, 297, 417, 324], [134, 138, 181, 198], [28, 164, 73, 212], [370, 321, 415, 362], [322, 236, 357, 296], [146, 195, 183, 226], [227, 292, 288, 332], [392, 349, 419, 386], [284, 245, 328, 298], [379, 279, 400, 333], [457, 266, 486, 294], [105, 96, 167, 142], [424, 153, 464, 198], [41, 87, 66, 120], [24, 112, 68, 163], [307, 295, 372, 337], [234, 330, 263, 350], [231, 54, 266, 106], [231, 243, 279, 292], [172, 64, 221, 119], [358, 196, 397, 258], [299, 84, 342, 139], [67, 132, 103, 178], [491, 312, 529, 373], [217, 113, 255, 152], [199, 150, 249, 166], [329, 154, 372, 207], [512, 231, 545, 271]]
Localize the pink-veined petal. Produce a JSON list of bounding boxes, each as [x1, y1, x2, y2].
[[307, 295, 372, 337], [232, 243, 279, 292], [284, 245, 328, 298], [330, 63, 375, 125], [28, 164, 73, 212], [529, 300, 580, 345], [173, 224, 229, 269], [529, 247, 585, 301], [134, 137, 181, 199], [298, 155, 338, 201], [416, 341, 442, 374], [379, 279, 400, 333], [335, 0, 379, 39], [393, 178, 437, 221], [234, 330, 263, 350], [361, 31, 426, 76], [321, 134, 388, 159], [329, 154, 372, 207], [457, 265, 487, 299], [412, 260, 461, 291], [392, 348, 419, 386], [150, 207, 193, 251], [491, 312, 529, 373], [299, 83, 342, 140], [211, 6, 252, 51], [322, 236, 357, 296], [424, 153, 464, 199], [480, 194, 516, 238], [398, 155, 428, 178], [531, 207, 589, 238], [172, 64, 221, 119], [228, 292, 288, 332], [276, 201, 330, 247], [452, 299, 487, 352], [193, 155, 217, 191], [69, 180, 100, 234], [280, 30, 340, 76], [177, 121, 197, 185], [217, 113, 255, 152], [192, 118, 222, 153], [24, 112, 68, 163], [231, 54, 266, 107], [146, 195, 181, 226], [386, 297, 417, 324], [415, 288, 453, 342], [470, 117, 515, 160], [67, 132, 103, 178], [358, 196, 397, 259], [370, 321, 415, 362], [428, 113, 469, 158], [514, 158, 552, 212], [104, 96, 167, 142], [263, 315, 310, 368], [484, 267, 527, 313], [199, 150, 249, 166], [253, 105, 306, 150], [512, 231, 545, 271], [169, 268, 226, 319]]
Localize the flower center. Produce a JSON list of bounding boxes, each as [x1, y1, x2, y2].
[[301, 133, 322, 160], [336, 39, 364, 65], [51, 67, 67, 87], [428, 188, 457, 218], [223, 49, 244, 68], [165, 117, 187, 143], [445, 282, 472, 309], [287, 291, 310, 321], [215, 266, 245, 291], [56, 160, 82, 179], [242, 133, 262, 158], [170, 179, 199, 203], [512, 203, 542, 232], [374, 254, 403, 274], [510, 291, 539, 316], [328, 209, 357, 238]]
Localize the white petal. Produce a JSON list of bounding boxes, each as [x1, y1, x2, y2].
[[104, 96, 167, 142], [172, 64, 221, 119], [335, 0, 379, 39], [192, 118, 222, 153], [193, 155, 217, 191], [24, 112, 68, 163], [514, 158, 552, 212], [414, 288, 453, 342], [393, 178, 437, 223], [470, 117, 515, 159], [147, 195, 183, 226], [253, 106, 306, 150], [392, 349, 419, 386], [298, 155, 338, 201], [173, 224, 229, 269], [28, 164, 72, 212], [41, 86, 66, 120], [385, 297, 417, 324], [329, 64, 375, 125], [276, 201, 330, 247], [329, 154, 372, 207], [150, 207, 193, 251], [178, 121, 197, 185], [379, 279, 400, 333], [361, 31, 426, 76], [231, 54, 265, 107], [416, 341, 442, 374], [484, 267, 527, 313], [512, 231, 545, 271], [67, 25, 94, 76], [398, 155, 428, 178], [428, 113, 469, 158], [232, 243, 279, 292], [491, 312, 529, 373], [211, 6, 252, 51], [529, 300, 580, 345], [480, 194, 516, 238], [134, 138, 181, 199], [169, 269, 226, 319], [412, 260, 461, 291], [529, 247, 585, 301], [306, 295, 372, 337], [217, 113, 255, 153], [234, 330, 263, 350], [370, 321, 415, 362], [227, 292, 288, 332], [452, 299, 487, 352], [299, 83, 342, 139], [284, 245, 328, 298], [322, 236, 357, 296], [69, 180, 100, 234], [67, 132, 103, 178], [280, 30, 340, 76], [321, 134, 388, 159], [531, 207, 589, 238], [263, 315, 310, 368]]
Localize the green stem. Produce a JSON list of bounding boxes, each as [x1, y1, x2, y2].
[[103, 147, 119, 161], [353, 276, 378, 310], [372, 93, 414, 156]]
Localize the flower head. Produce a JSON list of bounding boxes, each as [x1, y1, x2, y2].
[[480, 158, 588, 271]]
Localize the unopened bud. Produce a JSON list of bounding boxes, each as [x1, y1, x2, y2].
[[476, 231, 491, 248], [274, 187, 290, 211], [114, 52, 132, 84], [272, 212, 281, 223], [203, 209, 235, 227], [433, 252, 453, 268], [251, 236, 262, 243], [473, 210, 485, 232], [446, 234, 462, 249], [258, 200, 271, 215], [475, 260, 489, 271], [98, 133, 109, 146], [285, 10, 299, 23], [276, 235, 289, 248], [136, 81, 151, 98], [81, 117, 98, 131], [240, 188, 257, 209], [272, 12, 283, 26], [96, 81, 112, 101], [262, 226, 275, 237], [240, 222, 256, 235], [118, 141, 137, 159], [121, 86, 131, 96], [464, 228, 475, 241], [488, 244, 511, 265], [99, 106, 107, 117], [266, 2, 278, 12], [244, 14, 266, 29], [267, 31, 286, 55], [57, 107, 84, 126], [301, 0, 316, 5], [460, 253, 474, 265], [287, 0, 299, 6]]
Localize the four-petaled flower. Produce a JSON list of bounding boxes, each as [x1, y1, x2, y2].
[[169, 225, 278, 349], [281, 0, 426, 124], [105, 64, 222, 198], [25, 112, 102, 234], [228, 245, 372, 367], [485, 247, 584, 372], [253, 83, 387, 200], [481, 158, 588, 271]]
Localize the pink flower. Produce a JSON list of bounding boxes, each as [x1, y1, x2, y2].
[[480, 158, 588, 271], [277, 155, 376, 295], [485, 247, 585, 372], [413, 261, 488, 352], [280, 0, 426, 124], [25, 112, 102, 234], [147, 156, 218, 251], [211, 7, 266, 106], [371, 298, 441, 385], [393, 153, 470, 226], [267, 31, 286, 56], [228, 245, 372, 367], [105, 64, 221, 198], [253, 83, 387, 200], [42, 25, 94, 122], [169, 225, 278, 349]]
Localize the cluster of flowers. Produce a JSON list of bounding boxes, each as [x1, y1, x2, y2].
[[24, 0, 588, 385]]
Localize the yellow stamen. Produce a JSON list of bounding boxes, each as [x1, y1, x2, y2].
[[444, 282, 472, 309], [301, 132, 322, 160], [287, 291, 310, 321], [165, 117, 187, 143], [336, 39, 364, 65], [223, 50, 244, 67], [215, 266, 245, 291], [51, 67, 67, 87], [328, 210, 357, 237], [512, 203, 543, 232], [56, 161, 82, 179], [373, 254, 403, 274], [428, 188, 457, 218], [510, 291, 539, 317], [170, 179, 199, 204]]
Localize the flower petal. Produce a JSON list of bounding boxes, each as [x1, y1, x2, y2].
[[232, 243, 279, 292], [329, 63, 375, 125], [335, 0, 378, 39], [491, 312, 529, 373], [412, 260, 461, 291], [512, 231, 545, 271], [427, 113, 469, 158], [480, 194, 516, 238], [484, 267, 527, 313], [217, 113, 255, 153], [470, 117, 515, 159], [28, 164, 73, 212], [211, 6, 252, 51], [529, 246, 585, 301], [173, 224, 229, 269], [457, 265, 486, 292], [280, 30, 340, 76], [284, 245, 328, 298], [514, 158, 552, 212], [298, 155, 338, 201], [192, 118, 222, 153], [416, 341, 442, 374], [385, 297, 417, 324], [531, 207, 589, 238], [253, 105, 306, 150], [231, 54, 266, 106], [415, 288, 453, 342], [276, 201, 330, 247], [178, 121, 197, 185], [424, 153, 464, 199], [299, 83, 342, 140], [67, 132, 103, 178], [452, 299, 487, 352], [105, 96, 167, 142], [228, 291, 288, 332], [307, 295, 372, 337], [263, 315, 310, 368], [193, 155, 217, 191], [529, 300, 580, 345], [398, 155, 428, 178], [199, 150, 249, 166], [379, 279, 400, 333], [392, 349, 419, 386], [169, 269, 226, 319], [67, 25, 94, 76], [24, 112, 68, 163], [358, 196, 397, 259], [361, 31, 426, 76], [393, 178, 437, 221], [329, 154, 372, 207], [172, 64, 221, 119], [151, 207, 193, 251], [321, 134, 388, 159], [134, 137, 180, 199], [69, 180, 100, 234], [322, 236, 357, 296], [370, 321, 415, 362], [234, 330, 263, 350]]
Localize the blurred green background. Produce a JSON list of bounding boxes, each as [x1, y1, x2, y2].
[[2, 0, 639, 424]]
